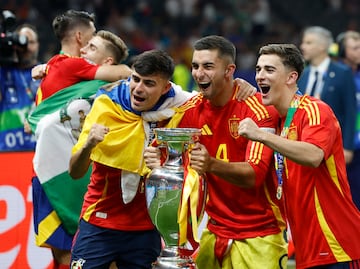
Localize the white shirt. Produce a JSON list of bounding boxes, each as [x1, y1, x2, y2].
[[306, 57, 330, 98]]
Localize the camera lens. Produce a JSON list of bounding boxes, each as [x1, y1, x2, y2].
[[18, 34, 27, 46]]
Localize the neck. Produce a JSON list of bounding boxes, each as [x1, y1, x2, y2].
[[209, 81, 234, 107], [311, 54, 328, 67], [61, 43, 80, 57], [276, 88, 299, 117]]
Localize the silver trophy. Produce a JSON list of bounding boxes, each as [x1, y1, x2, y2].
[[146, 128, 206, 269]]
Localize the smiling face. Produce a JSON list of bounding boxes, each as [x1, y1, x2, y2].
[[129, 71, 171, 112], [256, 54, 297, 113], [191, 49, 233, 104]]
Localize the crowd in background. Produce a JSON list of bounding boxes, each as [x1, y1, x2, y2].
[[3, 0, 360, 81], [2, 1, 360, 268]]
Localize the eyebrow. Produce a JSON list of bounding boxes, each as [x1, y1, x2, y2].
[[192, 61, 215, 66], [256, 64, 276, 68]]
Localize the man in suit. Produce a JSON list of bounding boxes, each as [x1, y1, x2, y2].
[[298, 26, 357, 164], [335, 30, 360, 210]]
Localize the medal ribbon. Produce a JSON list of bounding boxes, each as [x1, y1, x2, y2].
[[275, 93, 301, 199]]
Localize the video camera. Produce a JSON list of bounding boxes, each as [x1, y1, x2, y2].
[[0, 10, 28, 66]]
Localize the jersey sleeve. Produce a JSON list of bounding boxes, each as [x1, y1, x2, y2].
[[63, 57, 99, 80], [298, 99, 339, 160], [245, 96, 279, 187]]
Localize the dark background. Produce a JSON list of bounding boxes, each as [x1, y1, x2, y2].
[[2, 0, 359, 84]]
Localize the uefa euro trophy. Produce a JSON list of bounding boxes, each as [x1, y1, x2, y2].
[[146, 128, 206, 269]]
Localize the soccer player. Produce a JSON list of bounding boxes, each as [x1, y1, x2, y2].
[[239, 43, 360, 268]]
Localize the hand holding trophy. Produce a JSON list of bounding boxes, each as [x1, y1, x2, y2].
[[146, 128, 207, 269]]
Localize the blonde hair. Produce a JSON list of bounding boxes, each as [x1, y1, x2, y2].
[[96, 30, 129, 64]]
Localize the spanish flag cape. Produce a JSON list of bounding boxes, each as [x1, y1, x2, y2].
[[72, 81, 192, 176], [73, 84, 205, 252], [28, 80, 108, 238]]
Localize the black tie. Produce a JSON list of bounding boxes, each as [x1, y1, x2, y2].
[[310, 71, 318, 96]]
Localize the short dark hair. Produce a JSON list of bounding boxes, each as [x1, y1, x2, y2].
[[96, 30, 128, 64], [258, 44, 305, 78], [52, 10, 95, 41], [193, 35, 236, 64], [132, 50, 174, 80]]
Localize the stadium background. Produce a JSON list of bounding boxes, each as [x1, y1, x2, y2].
[[1, 0, 359, 268], [3, 0, 360, 85]]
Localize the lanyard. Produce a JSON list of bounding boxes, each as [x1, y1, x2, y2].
[[274, 93, 301, 200]]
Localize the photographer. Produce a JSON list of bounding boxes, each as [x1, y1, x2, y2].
[[0, 10, 40, 151]]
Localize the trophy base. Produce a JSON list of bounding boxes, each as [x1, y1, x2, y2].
[[152, 247, 197, 269], [152, 256, 196, 269]]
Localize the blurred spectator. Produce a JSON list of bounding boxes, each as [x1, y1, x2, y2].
[[336, 30, 360, 210], [0, 21, 40, 151], [298, 26, 357, 164]]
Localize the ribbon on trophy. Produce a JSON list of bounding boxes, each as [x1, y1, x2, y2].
[[178, 150, 202, 249]]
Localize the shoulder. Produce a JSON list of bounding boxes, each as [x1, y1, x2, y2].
[[180, 93, 203, 110], [65, 56, 96, 66], [298, 95, 334, 123], [244, 93, 277, 120], [329, 60, 352, 73]]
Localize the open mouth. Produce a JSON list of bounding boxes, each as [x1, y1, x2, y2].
[[260, 86, 270, 95], [198, 82, 211, 90], [133, 95, 145, 102]]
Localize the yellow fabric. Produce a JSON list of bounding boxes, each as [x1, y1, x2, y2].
[[165, 97, 203, 246], [178, 163, 201, 245], [314, 188, 350, 261], [36, 86, 43, 105], [73, 94, 147, 174], [35, 210, 62, 247], [196, 229, 288, 269], [264, 181, 287, 231], [325, 155, 344, 196], [165, 107, 187, 128]]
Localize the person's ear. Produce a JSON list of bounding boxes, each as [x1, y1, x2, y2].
[[225, 64, 236, 76], [287, 71, 299, 84], [103, 57, 114, 65], [75, 31, 83, 45], [162, 81, 172, 95]]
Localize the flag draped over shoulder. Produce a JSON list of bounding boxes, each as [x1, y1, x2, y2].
[[73, 81, 194, 173], [73, 81, 194, 204], [28, 80, 108, 235]]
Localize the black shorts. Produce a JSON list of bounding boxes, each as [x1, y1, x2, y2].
[[71, 219, 161, 269]]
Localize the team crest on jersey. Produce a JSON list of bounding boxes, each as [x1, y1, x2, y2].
[[229, 117, 240, 138], [71, 258, 86, 269], [287, 126, 298, 141]]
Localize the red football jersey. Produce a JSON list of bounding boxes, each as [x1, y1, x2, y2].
[[36, 54, 98, 104], [178, 90, 285, 240], [80, 162, 155, 231], [282, 95, 360, 268]]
